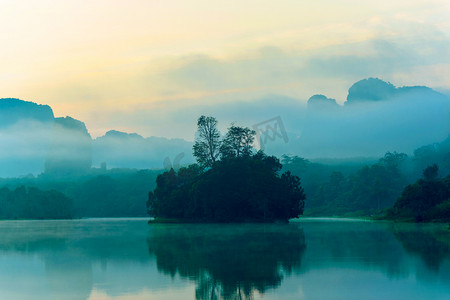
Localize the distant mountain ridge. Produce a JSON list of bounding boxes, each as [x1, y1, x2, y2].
[[0, 98, 54, 127], [45, 116, 93, 176], [307, 78, 448, 107], [345, 78, 445, 104], [0, 98, 195, 176], [100, 130, 144, 140], [293, 78, 450, 158], [0, 98, 56, 176], [1, 77, 449, 176], [93, 130, 194, 170]]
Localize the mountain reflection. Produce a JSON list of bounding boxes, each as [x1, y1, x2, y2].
[[146, 224, 306, 300]]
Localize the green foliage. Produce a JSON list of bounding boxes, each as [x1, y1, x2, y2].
[[168, 116, 302, 222], [387, 174, 450, 222], [292, 152, 408, 216], [220, 124, 256, 158], [379, 151, 407, 170], [0, 168, 161, 218], [70, 170, 159, 217], [193, 116, 258, 167], [0, 186, 73, 219], [281, 155, 310, 171], [412, 135, 450, 179], [423, 164, 439, 181], [148, 152, 305, 222], [283, 136, 450, 217]]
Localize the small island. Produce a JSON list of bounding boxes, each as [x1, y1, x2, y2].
[[147, 116, 306, 223]]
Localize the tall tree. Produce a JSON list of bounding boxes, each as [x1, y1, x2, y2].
[[193, 116, 222, 168], [423, 164, 439, 181], [379, 151, 407, 171], [220, 125, 256, 158]]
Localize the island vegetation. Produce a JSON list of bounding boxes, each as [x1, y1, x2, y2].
[[147, 116, 306, 222]]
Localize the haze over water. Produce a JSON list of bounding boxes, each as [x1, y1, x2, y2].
[[0, 218, 449, 300]]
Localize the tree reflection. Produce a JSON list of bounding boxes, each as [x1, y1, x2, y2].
[[393, 225, 450, 272], [0, 220, 153, 300], [147, 224, 306, 300]]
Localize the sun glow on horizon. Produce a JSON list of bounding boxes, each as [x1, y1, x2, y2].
[[1, 0, 449, 138]]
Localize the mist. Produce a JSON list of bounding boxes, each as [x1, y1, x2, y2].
[[0, 98, 195, 177], [0, 78, 449, 178], [293, 81, 450, 158], [92, 130, 194, 170], [0, 120, 53, 177], [120, 78, 449, 159]]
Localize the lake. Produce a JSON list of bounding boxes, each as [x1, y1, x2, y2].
[[0, 218, 449, 300]]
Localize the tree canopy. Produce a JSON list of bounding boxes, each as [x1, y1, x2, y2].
[[0, 186, 73, 219], [386, 165, 450, 222], [220, 124, 256, 159], [193, 116, 221, 168], [148, 116, 305, 222]]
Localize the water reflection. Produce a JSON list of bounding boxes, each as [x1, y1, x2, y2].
[[392, 224, 450, 272], [0, 219, 158, 300], [297, 221, 409, 278], [0, 219, 448, 299], [147, 224, 306, 300]]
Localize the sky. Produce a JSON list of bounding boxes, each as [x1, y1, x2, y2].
[[1, 0, 449, 139]]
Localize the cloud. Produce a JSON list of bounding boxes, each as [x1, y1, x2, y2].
[[87, 28, 449, 140], [4, 6, 448, 144], [103, 78, 450, 160], [133, 27, 450, 110]]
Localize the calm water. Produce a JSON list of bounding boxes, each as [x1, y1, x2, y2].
[[0, 218, 449, 300]]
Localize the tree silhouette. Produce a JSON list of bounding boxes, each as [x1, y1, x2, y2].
[[193, 116, 222, 168], [150, 117, 305, 222], [220, 125, 256, 159], [423, 164, 439, 181]]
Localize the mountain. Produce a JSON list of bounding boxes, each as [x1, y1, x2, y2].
[[345, 78, 446, 104], [1, 78, 449, 176], [0, 98, 55, 177], [0, 98, 54, 126], [93, 130, 194, 170], [307, 94, 339, 110], [292, 78, 450, 158], [345, 78, 397, 104], [44, 116, 93, 177], [0, 98, 195, 177]]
